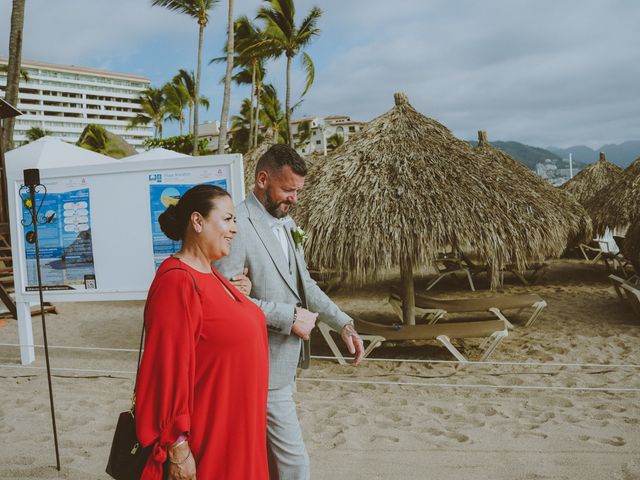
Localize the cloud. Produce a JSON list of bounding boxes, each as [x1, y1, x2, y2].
[[2, 0, 639, 147], [300, 0, 640, 148]]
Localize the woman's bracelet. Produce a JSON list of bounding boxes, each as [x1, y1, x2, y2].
[[168, 446, 191, 465], [171, 438, 188, 450]]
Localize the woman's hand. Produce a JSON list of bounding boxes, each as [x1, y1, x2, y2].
[[167, 442, 196, 480]]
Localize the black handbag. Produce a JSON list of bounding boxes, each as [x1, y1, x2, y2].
[[106, 267, 198, 479], [105, 315, 151, 479], [105, 409, 152, 479]]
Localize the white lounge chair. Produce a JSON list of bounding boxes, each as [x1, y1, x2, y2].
[[318, 317, 509, 365], [388, 290, 547, 327]]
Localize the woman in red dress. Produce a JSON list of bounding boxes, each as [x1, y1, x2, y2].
[[135, 184, 269, 480]]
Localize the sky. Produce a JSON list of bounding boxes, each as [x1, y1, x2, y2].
[[1, 0, 639, 149]]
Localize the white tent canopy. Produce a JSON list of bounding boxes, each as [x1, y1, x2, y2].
[[5, 136, 113, 174], [124, 148, 188, 161]]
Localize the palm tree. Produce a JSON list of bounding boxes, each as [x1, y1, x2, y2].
[[172, 69, 210, 135], [257, 0, 321, 145], [211, 15, 277, 149], [228, 97, 253, 153], [232, 15, 275, 149], [128, 87, 168, 139], [217, 0, 235, 154], [151, 0, 219, 155], [25, 126, 50, 142], [0, 64, 30, 82], [259, 84, 287, 143], [2, 0, 26, 153], [326, 132, 344, 151], [162, 81, 190, 135], [294, 119, 311, 149], [76, 124, 129, 159]]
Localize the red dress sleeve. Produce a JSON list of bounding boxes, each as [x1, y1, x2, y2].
[[135, 269, 202, 480]]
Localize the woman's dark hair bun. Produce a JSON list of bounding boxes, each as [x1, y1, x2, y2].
[[157, 184, 230, 242], [158, 204, 182, 241]]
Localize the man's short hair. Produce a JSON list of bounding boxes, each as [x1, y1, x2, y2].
[[255, 144, 307, 178]]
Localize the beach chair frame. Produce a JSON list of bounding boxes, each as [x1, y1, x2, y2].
[[426, 252, 476, 291], [317, 318, 508, 365], [388, 293, 547, 328]]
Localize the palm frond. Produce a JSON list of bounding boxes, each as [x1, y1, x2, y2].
[[300, 52, 314, 97], [296, 6, 321, 46]]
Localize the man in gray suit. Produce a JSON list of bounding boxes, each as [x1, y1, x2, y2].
[[216, 144, 364, 480]]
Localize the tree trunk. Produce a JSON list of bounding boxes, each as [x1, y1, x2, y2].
[[400, 254, 415, 325], [285, 55, 293, 146], [253, 83, 261, 148], [188, 104, 193, 136], [2, 0, 26, 152], [248, 61, 256, 149], [192, 22, 204, 156], [1, 0, 26, 224], [217, 0, 234, 154]]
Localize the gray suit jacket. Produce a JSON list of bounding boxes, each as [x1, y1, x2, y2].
[[214, 193, 351, 389]]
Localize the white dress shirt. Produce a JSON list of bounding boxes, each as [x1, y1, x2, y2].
[[251, 193, 291, 264]]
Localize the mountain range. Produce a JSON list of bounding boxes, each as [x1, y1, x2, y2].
[[547, 141, 640, 168], [468, 140, 579, 171]]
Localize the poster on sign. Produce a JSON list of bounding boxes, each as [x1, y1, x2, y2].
[[20, 176, 96, 291], [148, 165, 230, 268]]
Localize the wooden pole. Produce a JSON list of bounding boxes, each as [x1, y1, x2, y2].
[[0, 120, 8, 224], [400, 254, 415, 325]]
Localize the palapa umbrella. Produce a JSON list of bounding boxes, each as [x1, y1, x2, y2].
[[585, 156, 640, 236], [297, 92, 580, 324], [242, 141, 274, 194], [560, 152, 624, 207], [474, 131, 592, 247]]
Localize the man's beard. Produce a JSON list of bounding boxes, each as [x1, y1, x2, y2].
[[264, 190, 292, 219]]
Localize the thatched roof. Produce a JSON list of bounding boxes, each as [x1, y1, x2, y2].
[[584, 156, 640, 235], [296, 93, 580, 284], [560, 152, 624, 206], [242, 141, 274, 194], [474, 131, 591, 246]]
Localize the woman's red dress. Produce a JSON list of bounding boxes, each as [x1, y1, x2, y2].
[[135, 256, 269, 479]]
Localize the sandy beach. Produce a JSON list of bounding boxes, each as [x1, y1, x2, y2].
[[0, 259, 639, 479]]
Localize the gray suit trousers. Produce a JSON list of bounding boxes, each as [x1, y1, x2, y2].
[[266, 384, 310, 480]]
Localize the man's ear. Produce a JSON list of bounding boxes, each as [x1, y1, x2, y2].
[[255, 170, 268, 189]]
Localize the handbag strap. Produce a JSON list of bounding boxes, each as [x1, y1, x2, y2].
[[131, 266, 201, 408]]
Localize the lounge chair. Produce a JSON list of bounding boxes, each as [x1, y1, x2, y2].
[[317, 317, 509, 364], [579, 239, 629, 274], [609, 274, 640, 318], [501, 262, 549, 286], [308, 268, 347, 293], [611, 236, 635, 278], [425, 252, 479, 291], [579, 239, 611, 264], [431, 251, 548, 288], [388, 289, 547, 327]]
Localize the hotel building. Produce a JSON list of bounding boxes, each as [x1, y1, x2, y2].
[[0, 57, 153, 148], [290, 115, 365, 156]]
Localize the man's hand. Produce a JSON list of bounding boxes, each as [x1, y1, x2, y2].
[[229, 267, 251, 296], [341, 323, 365, 366], [291, 307, 318, 340]]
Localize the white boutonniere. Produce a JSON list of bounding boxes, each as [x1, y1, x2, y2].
[[291, 226, 307, 253]]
